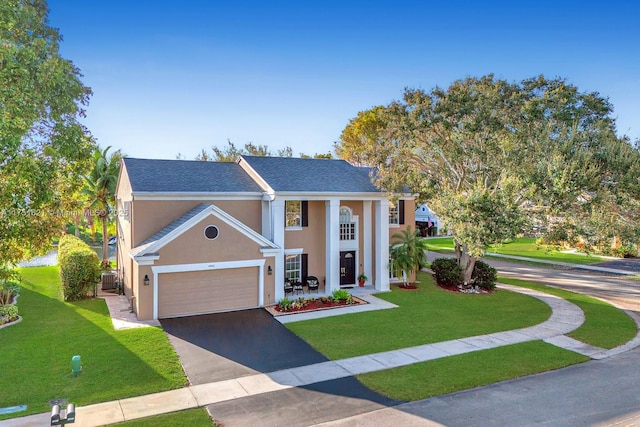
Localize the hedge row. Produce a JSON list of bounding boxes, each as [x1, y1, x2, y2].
[[58, 235, 101, 301]]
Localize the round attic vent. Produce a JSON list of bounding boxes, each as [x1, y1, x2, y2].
[[204, 225, 219, 240]]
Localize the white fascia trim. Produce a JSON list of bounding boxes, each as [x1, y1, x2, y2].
[[260, 248, 280, 257], [237, 157, 275, 194], [284, 248, 304, 255], [129, 253, 160, 265], [152, 258, 266, 320], [152, 258, 265, 274], [136, 204, 278, 258], [131, 192, 263, 201], [274, 192, 386, 201]]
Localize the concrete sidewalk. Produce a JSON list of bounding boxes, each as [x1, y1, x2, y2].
[[4, 283, 640, 427]]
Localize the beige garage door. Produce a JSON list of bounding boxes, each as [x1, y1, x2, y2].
[[158, 267, 259, 318]]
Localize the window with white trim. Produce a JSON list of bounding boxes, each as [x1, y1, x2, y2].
[[389, 257, 399, 279], [389, 203, 399, 225], [285, 253, 302, 282], [285, 200, 301, 228], [339, 207, 356, 241]]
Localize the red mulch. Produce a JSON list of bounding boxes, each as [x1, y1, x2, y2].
[[396, 284, 419, 290], [438, 283, 461, 293], [266, 296, 368, 316], [274, 299, 351, 313]]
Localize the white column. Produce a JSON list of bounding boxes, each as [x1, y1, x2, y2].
[[272, 198, 285, 301], [374, 199, 390, 291], [363, 200, 372, 286], [325, 199, 340, 293]]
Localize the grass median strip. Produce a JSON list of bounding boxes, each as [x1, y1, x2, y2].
[[0, 266, 186, 420], [107, 408, 214, 426], [287, 272, 550, 360], [425, 237, 607, 265], [498, 277, 638, 349], [357, 341, 589, 401]]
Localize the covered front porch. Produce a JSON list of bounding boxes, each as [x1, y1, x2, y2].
[[268, 197, 392, 303]]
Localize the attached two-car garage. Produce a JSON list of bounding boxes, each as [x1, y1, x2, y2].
[[157, 267, 260, 318], [130, 204, 278, 321], [151, 258, 268, 320]]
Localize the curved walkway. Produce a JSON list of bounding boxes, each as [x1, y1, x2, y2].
[[5, 283, 640, 427]]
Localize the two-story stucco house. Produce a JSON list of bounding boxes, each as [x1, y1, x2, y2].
[[115, 155, 415, 320]]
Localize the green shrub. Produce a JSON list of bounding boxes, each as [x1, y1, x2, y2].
[[430, 258, 462, 287], [472, 260, 498, 291], [58, 235, 101, 301], [332, 289, 351, 301], [0, 304, 18, 324], [615, 245, 636, 258], [278, 297, 292, 311]]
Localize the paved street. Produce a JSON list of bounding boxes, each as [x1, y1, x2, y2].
[[320, 346, 640, 427], [486, 258, 640, 312]]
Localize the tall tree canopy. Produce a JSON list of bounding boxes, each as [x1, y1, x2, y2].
[[196, 140, 333, 161], [0, 0, 95, 265], [336, 75, 639, 281]]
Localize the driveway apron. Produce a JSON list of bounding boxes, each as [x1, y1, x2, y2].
[[160, 308, 328, 385], [161, 309, 402, 426]]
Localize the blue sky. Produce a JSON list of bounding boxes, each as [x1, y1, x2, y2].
[[48, 1, 639, 160]]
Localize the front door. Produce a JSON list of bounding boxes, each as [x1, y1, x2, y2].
[[340, 251, 356, 287]]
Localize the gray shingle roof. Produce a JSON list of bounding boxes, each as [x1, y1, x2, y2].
[[241, 156, 381, 193], [123, 158, 264, 193]]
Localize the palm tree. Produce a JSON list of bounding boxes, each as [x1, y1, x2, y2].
[[390, 226, 429, 285], [83, 146, 121, 268]]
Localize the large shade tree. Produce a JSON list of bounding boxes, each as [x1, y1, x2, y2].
[[0, 0, 95, 266], [336, 75, 639, 282]]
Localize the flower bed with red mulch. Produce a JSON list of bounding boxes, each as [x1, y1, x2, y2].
[[395, 283, 419, 290], [265, 296, 368, 317]]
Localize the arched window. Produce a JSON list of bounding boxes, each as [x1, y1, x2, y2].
[[339, 207, 351, 223], [339, 206, 356, 241]]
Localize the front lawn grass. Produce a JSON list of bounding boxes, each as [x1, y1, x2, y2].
[[357, 341, 589, 401], [424, 237, 607, 265], [286, 271, 550, 359], [499, 277, 638, 349], [108, 408, 214, 426], [0, 266, 187, 420]]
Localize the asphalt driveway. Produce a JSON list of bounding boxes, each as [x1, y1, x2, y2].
[[161, 308, 401, 425], [160, 308, 329, 385]]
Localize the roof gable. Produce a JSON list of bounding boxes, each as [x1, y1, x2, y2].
[[130, 204, 278, 260], [239, 156, 381, 193], [122, 158, 264, 193]]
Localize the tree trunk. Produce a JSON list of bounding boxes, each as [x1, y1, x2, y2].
[[455, 241, 462, 264], [454, 241, 476, 286], [460, 251, 476, 286], [101, 214, 109, 267], [73, 215, 80, 237]]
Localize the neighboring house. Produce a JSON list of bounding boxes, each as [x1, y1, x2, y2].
[[115, 156, 415, 320], [415, 204, 440, 237]]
